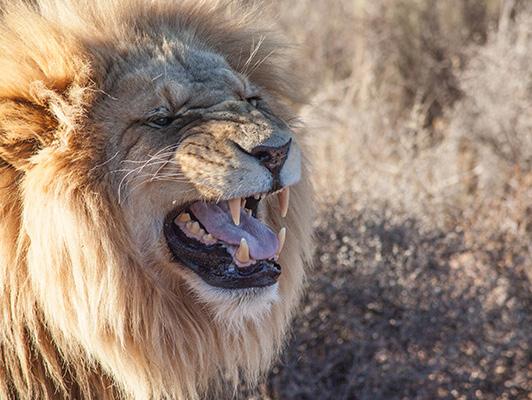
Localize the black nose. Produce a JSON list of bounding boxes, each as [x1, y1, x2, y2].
[[250, 139, 291, 177]]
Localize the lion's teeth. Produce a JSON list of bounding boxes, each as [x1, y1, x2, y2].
[[246, 208, 252, 216], [277, 227, 286, 256], [254, 194, 261, 200], [228, 198, 241, 225], [204, 233, 215, 241], [241, 198, 246, 208], [176, 213, 191, 223], [235, 238, 250, 263], [278, 187, 290, 218], [190, 221, 200, 234]]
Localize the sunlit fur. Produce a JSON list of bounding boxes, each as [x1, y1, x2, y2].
[[0, 1, 314, 399]]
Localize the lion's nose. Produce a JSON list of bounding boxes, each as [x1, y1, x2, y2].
[[250, 139, 291, 178]]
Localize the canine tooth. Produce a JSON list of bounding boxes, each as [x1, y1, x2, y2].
[[190, 222, 200, 234], [278, 187, 290, 218], [277, 227, 286, 256], [176, 213, 191, 223], [241, 198, 247, 208], [228, 198, 241, 225], [235, 238, 250, 263]]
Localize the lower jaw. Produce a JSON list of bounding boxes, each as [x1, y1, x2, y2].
[[164, 210, 281, 290]]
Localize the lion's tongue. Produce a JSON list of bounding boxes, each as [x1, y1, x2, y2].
[[189, 202, 279, 260]]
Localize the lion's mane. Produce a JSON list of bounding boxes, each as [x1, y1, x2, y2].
[[0, 1, 313, 399]]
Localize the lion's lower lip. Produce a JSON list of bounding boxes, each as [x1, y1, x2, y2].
[[163, 196, 282, 289]]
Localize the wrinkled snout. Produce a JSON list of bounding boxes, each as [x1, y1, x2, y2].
[[175, 108, 301, 199]]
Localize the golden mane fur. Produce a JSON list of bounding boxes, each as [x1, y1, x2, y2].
[[0, 1, 313, 399]]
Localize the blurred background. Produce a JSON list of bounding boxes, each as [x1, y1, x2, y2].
[[245, 0, 531, 399]]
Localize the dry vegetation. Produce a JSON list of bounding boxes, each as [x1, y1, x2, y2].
[[244, 0, 531, 399]]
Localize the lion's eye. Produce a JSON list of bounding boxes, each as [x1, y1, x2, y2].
[[147, 116, 173, 129], [247, 96, 261, 108]]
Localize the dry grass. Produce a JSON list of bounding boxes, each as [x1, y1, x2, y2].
[[242, 0, 531, 399]]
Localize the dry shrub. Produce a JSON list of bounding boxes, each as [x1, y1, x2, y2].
[[298, 0, 532, 228], [244, 0, 532, 399], [447, 5, 532, 285], [450, 8, 532, 179]]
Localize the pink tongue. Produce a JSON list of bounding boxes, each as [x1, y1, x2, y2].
[[189, 202, 279, 260]]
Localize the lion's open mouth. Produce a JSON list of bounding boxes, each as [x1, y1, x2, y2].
[[164, 188, 289, 289]]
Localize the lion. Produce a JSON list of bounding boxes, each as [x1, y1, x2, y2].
[[0, 1, 313, 399]]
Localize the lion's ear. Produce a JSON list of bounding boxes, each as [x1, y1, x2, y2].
[[0, 100, 58, 171], [0, 5, 91, 172]]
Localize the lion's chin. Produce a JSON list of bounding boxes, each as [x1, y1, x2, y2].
[[185, 275, 281, 326], [163, 188, 290, 290]]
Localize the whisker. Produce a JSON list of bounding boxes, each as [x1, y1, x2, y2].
[[247, 49, 276, 77], [121, 178, 196, 203], [150, 159, 173, 181], [134, 173, 189, 182], [89, 151, 120, 173], [117, 166, 142, 204], [242, 35, 266, 77], [114, 142, 220, 204]]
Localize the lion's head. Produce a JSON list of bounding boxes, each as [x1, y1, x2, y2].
[[0, 1, 313, 399]]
